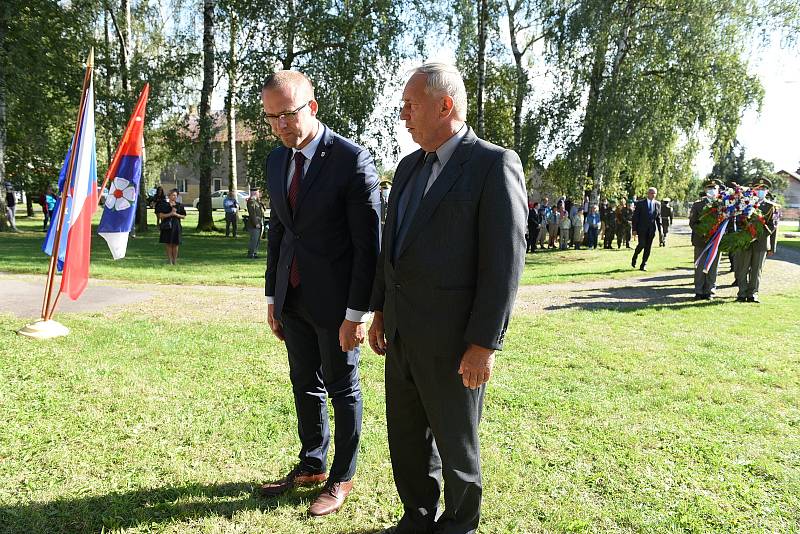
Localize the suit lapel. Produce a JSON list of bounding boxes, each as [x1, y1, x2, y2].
[[294, 124, 334, 215], [270, 147, 292, 227], [397, 128, 478, 259], [385, 150, 424, 260]]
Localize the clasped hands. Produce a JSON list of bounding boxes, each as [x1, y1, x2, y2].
[[368, 311, 495, 390], [267, 303, 365, 352]]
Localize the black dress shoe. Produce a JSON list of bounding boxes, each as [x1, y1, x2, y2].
[[703, 294, 713, 300], [639, 266, 647, 271], [694, 294, 704, 300], [631, 259, 637, 268], [736, 297, 746, 302], [747, 296, 760, 303]]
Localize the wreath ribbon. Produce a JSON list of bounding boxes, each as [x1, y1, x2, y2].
[[694, 218, 729, 274]]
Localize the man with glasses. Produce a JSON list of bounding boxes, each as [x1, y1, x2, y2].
[[256, 70, 381, 517]]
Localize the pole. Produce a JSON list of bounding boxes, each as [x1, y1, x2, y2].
[[40, 49, 94, 320]]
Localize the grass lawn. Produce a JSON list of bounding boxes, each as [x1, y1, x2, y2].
[[2, 287, 800, 532], [1, 212, 697, 288]]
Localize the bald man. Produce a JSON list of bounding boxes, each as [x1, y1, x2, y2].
[[256, 70, 381, 516]]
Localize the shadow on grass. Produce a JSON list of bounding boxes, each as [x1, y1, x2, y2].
[[0, 481, 348, 534], [543, 275, 732, 312]]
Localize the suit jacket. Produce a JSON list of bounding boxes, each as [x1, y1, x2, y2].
[[265, 124, 381, 328], [370, 127, 527, 355], [632, 198, 662, 235]]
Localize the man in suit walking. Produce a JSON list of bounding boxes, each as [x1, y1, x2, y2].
[[368, 63, 528, 534], [257, 70, 381, 516], [631, 186, 662, 271]]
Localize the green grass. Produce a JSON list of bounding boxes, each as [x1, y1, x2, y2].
[[520, 237, 694, 286], [2, 213, 698, 288], [0, 211, 268, 286], [781, 239, 800, 251], [2, 287, 800, 532]]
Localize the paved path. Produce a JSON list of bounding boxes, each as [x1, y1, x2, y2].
[[1, 273, 153, 319]]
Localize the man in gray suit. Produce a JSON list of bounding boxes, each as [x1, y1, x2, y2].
[[689, 179, 722, 300], [368, 63, 527, 534]]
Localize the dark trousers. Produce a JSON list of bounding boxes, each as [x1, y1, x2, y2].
[[632, 227, 656, 267], [527, 224, 539, 251], [225, 212, 238, 236], [386, 333, 484, 534], [587, 226, 598, 248], [280, 286, 362, 482]]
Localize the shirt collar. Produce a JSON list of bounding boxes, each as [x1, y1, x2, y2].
[[293, 121, 324, 161], [433, 123, 467, 167]]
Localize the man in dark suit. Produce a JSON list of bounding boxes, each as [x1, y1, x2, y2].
[[368, 63, 528, 534], [257, 70, 381, 516], [631, 186, 662, 271]]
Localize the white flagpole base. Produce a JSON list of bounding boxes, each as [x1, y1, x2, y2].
[[17, 319, 70, 339]]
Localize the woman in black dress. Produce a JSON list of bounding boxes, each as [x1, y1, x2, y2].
[[156, 188, 186, 264]]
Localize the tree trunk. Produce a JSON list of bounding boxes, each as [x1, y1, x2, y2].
[[506, 0, 526, 155], [580, 37, 607, 204], [282, 0, 295, 69], [104, 9, 113, 166], [0, 1, 8, 231], [226, 12, 238, 193], [197, 0, 216, 231], [476, 0, 488, 138]]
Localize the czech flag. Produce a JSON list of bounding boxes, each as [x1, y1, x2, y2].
[[98, 84, 150, 259], [43, 74, 98, 301]]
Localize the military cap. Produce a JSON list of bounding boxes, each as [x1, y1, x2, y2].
[[702, 178, 723, 188], [749, 176, 772, 189]]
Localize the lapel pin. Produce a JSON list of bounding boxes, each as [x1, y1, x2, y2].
[[320, 151, 326, 158]]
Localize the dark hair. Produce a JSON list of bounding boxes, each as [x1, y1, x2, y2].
[[169, 188, 179, 195]]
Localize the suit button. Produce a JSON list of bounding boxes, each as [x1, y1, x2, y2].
[[394, 284, 400, 289], [295, 234, 301, 240]]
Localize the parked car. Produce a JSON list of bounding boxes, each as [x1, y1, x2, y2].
[[193, 190, 249, 210]]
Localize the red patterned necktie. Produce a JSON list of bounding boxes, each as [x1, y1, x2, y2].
[[288, 151, 305, 287]]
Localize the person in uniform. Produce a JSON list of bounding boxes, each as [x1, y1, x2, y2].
[[659, 197, 673, 246], [602, 199, 617, 249], [689, 179, 722, 300], [246, 187, 265, 258], [735, 177, 778, 303], [616, 198, 632, 249]]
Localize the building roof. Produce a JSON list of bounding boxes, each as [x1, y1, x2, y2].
[[777, 169, 800, 182], [183, 110, 256, 143]]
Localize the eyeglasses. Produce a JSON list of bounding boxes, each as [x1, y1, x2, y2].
[[264, 101, 311, 123]]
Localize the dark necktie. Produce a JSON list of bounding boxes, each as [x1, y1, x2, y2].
[[288, 151, 305, 287], [393, 152, 437, 261]]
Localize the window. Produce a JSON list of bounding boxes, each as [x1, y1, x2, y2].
[[177, 179, 187, 193], [213, 178, 222, 191]]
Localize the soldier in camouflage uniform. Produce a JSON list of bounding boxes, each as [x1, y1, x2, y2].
[[735, 177, 779, 303], [659, 198, 673, 246], [616, 198, 632, 249], [603, 200, 617, 249]]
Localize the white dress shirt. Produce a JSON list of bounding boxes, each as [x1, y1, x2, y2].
[[267, 122, 369, 323], [424, 123, 467, 195]]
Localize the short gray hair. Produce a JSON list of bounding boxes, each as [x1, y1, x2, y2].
[[410, 62, 468, 121]]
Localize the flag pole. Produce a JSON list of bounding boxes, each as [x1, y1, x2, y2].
[[40, 49, 95, 322]]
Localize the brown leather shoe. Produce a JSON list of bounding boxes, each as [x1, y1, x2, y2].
[[308, 480, 354, 516], [257, 465, 327, 497]]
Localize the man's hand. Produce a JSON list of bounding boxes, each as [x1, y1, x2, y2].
[[267, 303, 285, 341], [458, 344, 496, 390], [339, 319, 366, 352], [368, 311, 387, 355], [768, 251, 775, 257]]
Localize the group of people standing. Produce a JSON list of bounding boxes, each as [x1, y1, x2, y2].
[[526, 193, 674, 256]]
